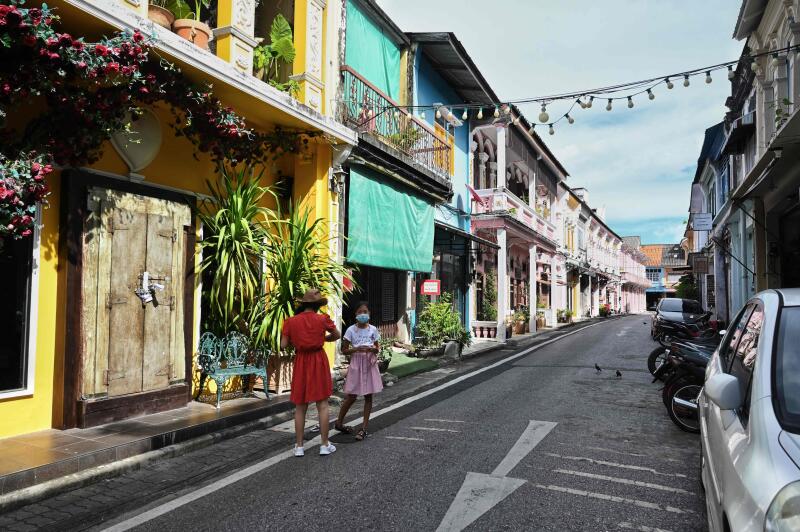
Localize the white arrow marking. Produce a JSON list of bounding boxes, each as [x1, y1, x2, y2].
[[435, 473, 526, 532], [436, 420, 557, 532]]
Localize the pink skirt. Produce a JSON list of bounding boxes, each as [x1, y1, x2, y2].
[[344, 351, 384, 396]]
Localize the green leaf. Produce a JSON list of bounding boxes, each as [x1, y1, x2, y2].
[[270, 14, 293, 44], [167, 0, 193, 20], [272, 37, 296, 64]]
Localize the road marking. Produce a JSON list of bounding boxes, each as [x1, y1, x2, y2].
[[411, 426, 461, 433], [102, 321, 606, 532], [532, 484, 693, 514], [619, 522, 674, 532], [424, 418, 467, 423], [492, 421, 559, 477], [558, 443, 646, 457], [552, 469, 694, 494], [436, 420, 557, 532], [385, 436, 424, 442], [543, 453, 688, 478]]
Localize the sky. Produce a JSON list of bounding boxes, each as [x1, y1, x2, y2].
[[376, 0, 744, 244]]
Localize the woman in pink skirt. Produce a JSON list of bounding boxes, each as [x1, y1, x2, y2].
[[335, 302, 383, 441]]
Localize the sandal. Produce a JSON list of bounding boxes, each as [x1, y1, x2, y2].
[[355, 429, 369, 441], [335, 423, 354, 434]]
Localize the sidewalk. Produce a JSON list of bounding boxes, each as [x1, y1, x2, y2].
[[0, 315, 614, 513]]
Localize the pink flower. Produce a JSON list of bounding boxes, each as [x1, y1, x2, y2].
[[23, 34, 37, 46], [21, 229, 32, 237], [105, 62, 120, 74], [94, 44, 109, 56]]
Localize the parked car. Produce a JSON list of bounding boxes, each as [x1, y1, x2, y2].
[[651, 298, 707, 338], [699, 288, 800, 532]]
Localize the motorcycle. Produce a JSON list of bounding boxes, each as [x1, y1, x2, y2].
[[652, 347, 710, 433]]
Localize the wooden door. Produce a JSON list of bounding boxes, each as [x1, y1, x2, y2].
[[82, 189, 190, 399]]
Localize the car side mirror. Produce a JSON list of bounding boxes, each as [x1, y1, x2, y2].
[[705, 373, 742, 410]]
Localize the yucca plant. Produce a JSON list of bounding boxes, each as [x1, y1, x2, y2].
[[197, 166, 275, 334], [249, 203, 354, 355]]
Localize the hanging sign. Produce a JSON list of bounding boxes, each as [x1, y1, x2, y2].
[[691, 213, 713, 231], [421, 279, 441, 296]]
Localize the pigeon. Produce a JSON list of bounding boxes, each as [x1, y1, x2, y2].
[[595, 364, 602, 374], [616, 370, 622, 378]]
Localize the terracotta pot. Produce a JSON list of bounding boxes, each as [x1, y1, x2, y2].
[[173, 19, 212, 49], [147, 5, 175, 30]]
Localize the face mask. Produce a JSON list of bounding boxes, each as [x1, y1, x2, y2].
[[356, 313, 370, 324]]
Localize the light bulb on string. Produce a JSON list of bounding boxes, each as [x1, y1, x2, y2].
[[577, 97, 586, 109], [627, 96, 634, 108], [647, 89, 655, 100], [705, 71, 712, 84], [548, 124, 555, 136], [447, 108, 454, 121], [494, 106, 500, 118], [666, 77, 674, 89], [462, 108, 469, 120], [683, 75, 690, 87], [566, 113, 574, 124], [504, 105, 512, 115], [477, 107, 484, 119], [420, 109, 426, 120], [436, 108, 442, 119], [528, 124, 535, 135], [751, 60, 759, 72], [394, 110, 400, 119], [586, 96, 594, 108], [727, 65, 735, 80], [771, 53, 780, 68], [606, 99, 613, 111], [538, 103, 550, 123]]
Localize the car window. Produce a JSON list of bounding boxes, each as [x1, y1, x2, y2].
[[659, 299, 682, 312], [683, 300, 704, 314], [728, 305, 764, 423], [718, 304, 753, 368], [775, 307, 800, 433]]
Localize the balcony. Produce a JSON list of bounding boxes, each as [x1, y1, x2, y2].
[[622, 271, 652, 288], [339, 66, 451, 178], [471, 187, 557, 244]]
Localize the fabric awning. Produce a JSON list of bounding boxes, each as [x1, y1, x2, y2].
[[347, 165, 435, 272], [434, 222, 499, 250]]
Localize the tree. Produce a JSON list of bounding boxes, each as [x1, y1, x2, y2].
[[675, 273, 699, 301]]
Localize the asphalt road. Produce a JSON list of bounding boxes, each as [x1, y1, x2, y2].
[[103, 315, 706, 532]]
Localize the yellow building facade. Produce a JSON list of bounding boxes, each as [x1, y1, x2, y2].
[[0, 0, 355, 438]]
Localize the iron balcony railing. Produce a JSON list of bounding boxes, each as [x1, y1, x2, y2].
[[339, 66, 451, 177]]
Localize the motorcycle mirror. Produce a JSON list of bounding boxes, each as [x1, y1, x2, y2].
[[718, 329, 727, 337]]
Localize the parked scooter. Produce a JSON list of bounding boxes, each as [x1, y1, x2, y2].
[[652, 345, 712, 434]]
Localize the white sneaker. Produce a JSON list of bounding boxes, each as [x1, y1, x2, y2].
[[293, 446, 305, 457], [319, 443, 336, 456]]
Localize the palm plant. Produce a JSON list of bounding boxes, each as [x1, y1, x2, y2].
[[197, 166, 275, 334], [249, 203, 354, 355]]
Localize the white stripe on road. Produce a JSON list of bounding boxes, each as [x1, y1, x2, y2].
[[411, 426, 461, 433], [103, 320, 608, 532], [557, 443, 646, 457], [532, 484, 693, 514], [619, 522, 674, 532], [552, 469, 694, 494], [492, 421, 558, 477], [385, 436, 425, 441], [424, 419, 467, 423], [543, 453, 688, 478]]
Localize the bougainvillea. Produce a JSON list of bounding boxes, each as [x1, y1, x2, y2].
[[0, 152, 51, 240], [0, 0, 312, 242]]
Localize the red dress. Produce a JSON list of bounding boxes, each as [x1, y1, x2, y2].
[[282, 312, 336, 405]]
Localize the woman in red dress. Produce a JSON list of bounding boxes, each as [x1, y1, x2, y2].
[[280, 289, 341, 457]]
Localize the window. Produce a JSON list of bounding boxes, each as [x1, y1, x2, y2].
[[0, 235, 35, 395], [775, 307, 800, 433], [646, 268, 660, 283], [717, 304, 753, 369], [577, 227, 585, 250], [708, 182, 716, 217], [727, 305, 764, 423]]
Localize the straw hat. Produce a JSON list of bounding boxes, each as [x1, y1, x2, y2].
[[298, 288, 327, 306]]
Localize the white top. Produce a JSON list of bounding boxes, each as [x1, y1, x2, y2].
[[344, 324, 380, 348]]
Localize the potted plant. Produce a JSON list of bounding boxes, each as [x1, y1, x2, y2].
[[377, 337, 395, 373], [415, 292, 471, 356], [147, 0, 175, 30], [513, 308, 528, 334], [253, 14, 300, 95], [536, 310, 546, 329], [599, 303, 611, 317], [170, 0, 213, 50]]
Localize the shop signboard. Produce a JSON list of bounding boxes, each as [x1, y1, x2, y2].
[[421, 279, 441, 296]]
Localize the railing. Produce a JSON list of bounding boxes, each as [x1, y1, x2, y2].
[[340, 66, 451, 177], [472, 188, 558, 242], [621, 271, 651, 288]]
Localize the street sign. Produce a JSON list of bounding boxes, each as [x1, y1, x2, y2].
[[691, 213, 713, 231], [421, 279, 441, 296]]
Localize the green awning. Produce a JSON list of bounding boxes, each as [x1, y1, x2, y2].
[[347, 166, 435, 272], [344, 0, 401, 101]]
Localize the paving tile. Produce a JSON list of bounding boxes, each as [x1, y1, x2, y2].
[[78, 447, 117, 470], [55, 439, 115, 456], [33, 457, 81, 484], [12, 431, 90, 449]]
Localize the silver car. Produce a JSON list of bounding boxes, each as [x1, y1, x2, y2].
[[700, 288, 800, 531]]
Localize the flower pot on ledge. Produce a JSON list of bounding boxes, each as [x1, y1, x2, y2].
[[173, 19, 212, 50], [147, 5, 175, 30]]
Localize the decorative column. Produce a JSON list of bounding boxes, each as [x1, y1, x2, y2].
[[215, 0, 258, 74], [497, 228, 508, 342], [550, 254, 558, 325], [529, 244, 537, 332], [495, 126, 506, 189], [292, 0, 327, 112], [478, 153, 490, 189], [528, 169, 537, 210]]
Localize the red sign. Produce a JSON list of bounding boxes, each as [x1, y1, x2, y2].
[[421, 279, 441, 296]]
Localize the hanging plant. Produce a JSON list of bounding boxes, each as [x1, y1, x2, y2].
[[0, 152, 51, 242]]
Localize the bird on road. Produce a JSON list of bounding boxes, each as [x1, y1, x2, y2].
[[616, 370, 622, 378], [595, 364, 602, 374]]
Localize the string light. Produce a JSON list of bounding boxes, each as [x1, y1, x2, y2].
[[538, 103, 550, 123], [447, 108, 454, 121], [586, 96, 594, 108], [494, 106, 500, 118], [477, 107, 484, 119], [606, 99, 613, 111], [462, 108, 468, 120], [528, 124, 536, 135], [683, 75, 690, 87], [647, 89, 655, 100], [705, 71, 712, 84], [435, 108, 442, 119], [566, 113, 575, 124], [751, 60, 759, 72], [771, 53, 780, 68], [548, 124, 555, 135], [394, 110, 400, 119], [666, 77, 674, 89], [727, 65, 735, 80], [420, 110, 426, 120], [504, 105, 512, 115], [627, 96, 634, 108]]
